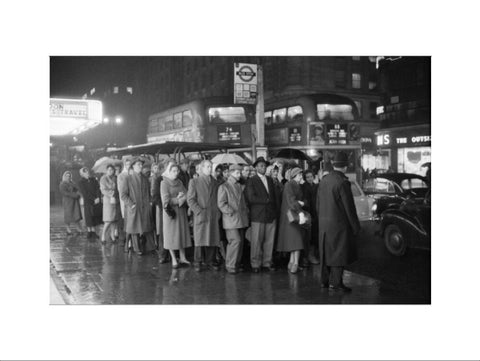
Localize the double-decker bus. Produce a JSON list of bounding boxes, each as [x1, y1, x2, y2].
[[264, 93, 362, 178], [147, 96, 255, 147]]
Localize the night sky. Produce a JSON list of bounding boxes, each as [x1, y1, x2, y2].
[[50, 56, 137, 98]]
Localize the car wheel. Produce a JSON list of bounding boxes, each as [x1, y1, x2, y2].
[[384, 224, 407, 256]]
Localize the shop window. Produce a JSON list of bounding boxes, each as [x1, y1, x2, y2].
[[397, 147, 431, 176], [174, 112, 182, 128], [272, 108, 287, 124], [208, 107, 246, 123], [264, 111, 273, 126], [182, 110, 193, 127], [352, 73, 361, 89], [287, 105, 303, 122], [317, 104, 354, 121]]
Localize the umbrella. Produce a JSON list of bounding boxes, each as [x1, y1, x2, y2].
[[210, 153, 248, 165], [92, 156, 123, 173], [275, 148, 312, 162], [421, 162, 431, 168]]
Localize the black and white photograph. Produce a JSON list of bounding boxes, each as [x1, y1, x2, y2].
[[2, 1, 480, 360], [49, 55, 431, 305]]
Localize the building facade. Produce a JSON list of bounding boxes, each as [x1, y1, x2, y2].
[[372, 57, 431, 176]]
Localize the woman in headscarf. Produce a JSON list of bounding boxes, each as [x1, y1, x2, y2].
[[99, 164, 121, 244], [160, 161, 192, 269], [59, 171, 82, 235], [276, 167, 307, 274], [78, 167, 103, 239]]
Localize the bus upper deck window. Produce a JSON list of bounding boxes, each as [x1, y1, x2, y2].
[[165, 115, 174, 131], [272, 108, 287, 124], [158, 117, 166, 132], [174, 113, 182, 129], [208, 107, 246, 123], [182, 110, 193, 127], [317, 104, 354, 121], [287, 106, 303, 122]]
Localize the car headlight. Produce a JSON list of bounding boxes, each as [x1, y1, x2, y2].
[[372, 203, 378, 213]]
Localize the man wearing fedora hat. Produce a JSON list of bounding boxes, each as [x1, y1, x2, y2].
[[245, 157, 278, 273], [316, 151, 360, 292]]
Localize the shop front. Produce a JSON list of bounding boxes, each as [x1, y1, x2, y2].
[[375, 125, 431, 176]]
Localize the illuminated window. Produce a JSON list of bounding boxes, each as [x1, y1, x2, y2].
[[165, 115, 174, 131], [369, 56, 377, 63], [208, 107, 246, 123], [264, 111, 273, 126], [272, 108, 287, 124], [90, 88, 95, 95], [352, 73, 361, 88], [126, 87, 133, 94], [287, 105, 303, 122], [82, 94, 87, 99], [369, 81, 377, 90], [113, 86, 119, 94], [317, 104, 354, 121], [174, 112, 182, 128], [352, 56, 361, 61], [182, 110, 193, 127], [354, 101, 362, 117]]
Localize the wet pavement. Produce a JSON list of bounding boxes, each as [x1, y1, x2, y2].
[[50, 206, 430, 304]]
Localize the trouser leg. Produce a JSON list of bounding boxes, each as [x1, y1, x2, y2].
[[262, 221, 276, 267], [194, 246, 204, 266], [143, 232, 156, 253], [236, 229, 245, 268], [131, 234, 141, 253], [250, 222, 264, 268], [329, 266, 344, 287], [225, 229, 242, 271], [205, 246, 217, 265]]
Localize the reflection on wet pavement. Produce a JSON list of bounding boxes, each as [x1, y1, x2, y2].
[[50, 209, 427, 304]]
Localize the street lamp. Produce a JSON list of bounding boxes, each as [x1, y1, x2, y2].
[[103, 117, 110, 124], [115, 116, 122, 124]]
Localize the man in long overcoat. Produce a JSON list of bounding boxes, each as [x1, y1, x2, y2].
[[217, 164, 249, 274], [119, 157, 156, 255], [187, 160, 221, 271], [316, 151, 361, 292], [245, 157, 278, 273]]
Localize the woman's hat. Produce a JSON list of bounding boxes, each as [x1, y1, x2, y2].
[[253, 156, 269, 167], [332, 152, 349, 168], [290, 167, 303, 179]]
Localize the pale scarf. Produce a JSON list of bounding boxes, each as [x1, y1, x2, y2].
[[162, 161, 178, 181]]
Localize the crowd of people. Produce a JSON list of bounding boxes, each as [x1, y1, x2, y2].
[[58, 151, 360, 292]]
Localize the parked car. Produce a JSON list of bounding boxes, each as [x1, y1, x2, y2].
[[363, 173, 429, 218], [350, 180, 376, 221], [379, 190, 431, 256]]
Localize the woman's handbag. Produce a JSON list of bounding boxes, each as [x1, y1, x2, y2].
[[164, 203, 176, 219], [286, 209, 312, 229]]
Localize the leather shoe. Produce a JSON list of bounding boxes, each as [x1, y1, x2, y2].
[[252, 267, 260, 273], [329, 284, 352, 293]]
